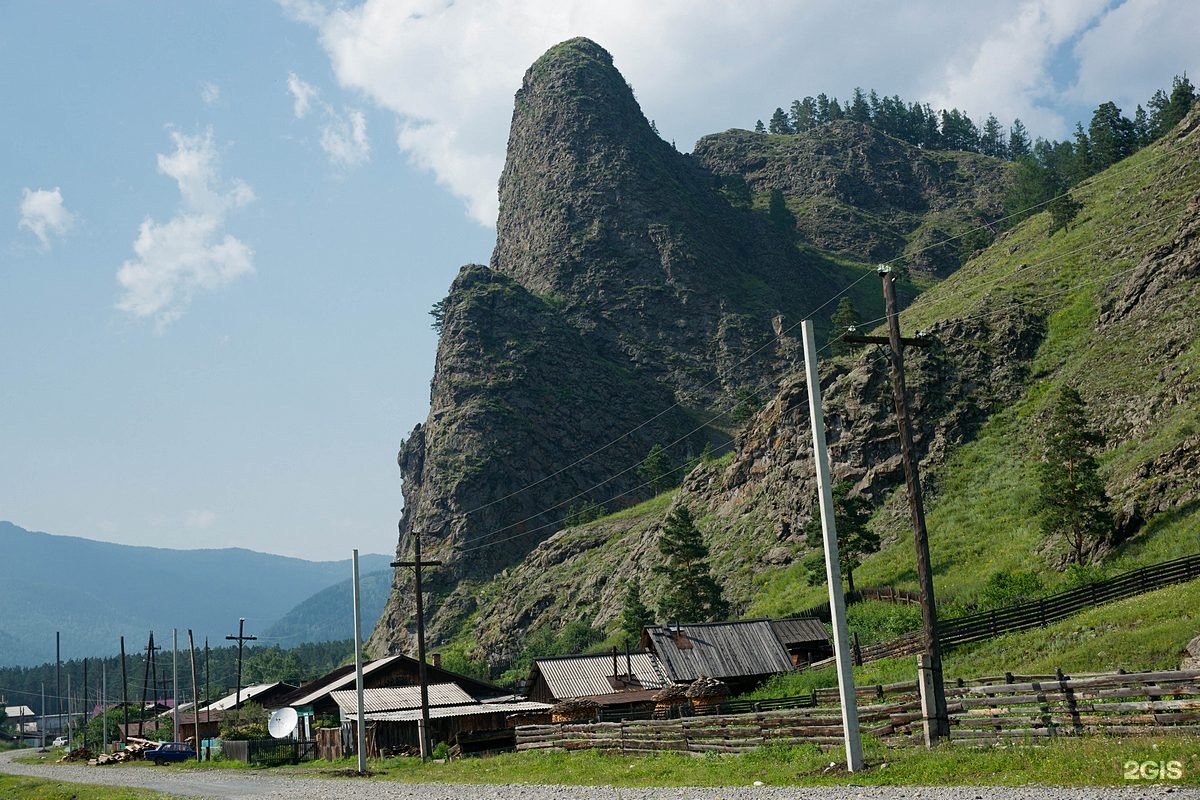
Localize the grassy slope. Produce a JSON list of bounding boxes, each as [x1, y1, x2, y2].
[[746, 577, 1200, 697], [747, 125, 1200, 619]]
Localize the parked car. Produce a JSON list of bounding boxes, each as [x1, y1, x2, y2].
[[144, 741, 196, 765], [51, 736, 69, 747]]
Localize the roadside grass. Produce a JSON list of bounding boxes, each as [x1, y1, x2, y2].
[[297, 736, 1200, 787], [0, 774, 171, 799]]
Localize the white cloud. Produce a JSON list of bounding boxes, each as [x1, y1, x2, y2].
[[200, 81, 221, 105], [287, 71, 317, 118], [320, 108, 370, 165], [285, 0, 1200, 226], [1070, 0, 1200, 116], [18, 187, 74, 247], [922, 0, 1112, 135], [115, 129, 254, 327], [287, 70, 371, 167], [184, 509, 217, 529]]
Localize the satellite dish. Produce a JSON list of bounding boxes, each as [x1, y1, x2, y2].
[[267, 707, 298, 739]]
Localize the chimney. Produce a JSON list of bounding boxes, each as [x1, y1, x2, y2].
[[431, 653, 442, 669]]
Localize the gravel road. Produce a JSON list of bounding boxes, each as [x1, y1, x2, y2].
[[2, 749, 1198, 800]]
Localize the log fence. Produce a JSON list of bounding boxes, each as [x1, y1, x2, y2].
[[516, 669, 1200, 754]]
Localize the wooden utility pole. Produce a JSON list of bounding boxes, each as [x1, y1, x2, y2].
[[139, 632, 159, 737], [226, 619, 257, 711], [119, 636, 129, 741], [391, 529, 441, 759], [843, 265, 949, 742]]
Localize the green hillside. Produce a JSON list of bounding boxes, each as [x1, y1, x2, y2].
[[747, 112, 1200, 620]]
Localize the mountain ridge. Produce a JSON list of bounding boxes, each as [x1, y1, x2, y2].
[[0, 520, 389, 666]]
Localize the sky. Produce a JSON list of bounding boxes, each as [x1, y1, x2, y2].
[[2, 0, 1196, 562]]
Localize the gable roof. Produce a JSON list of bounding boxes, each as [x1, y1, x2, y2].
[[770, 617, 832, 646], [201, 682, 290, 712], [641, 619, 800, 682], [529, 651, 670, 701], [329, 683, 476, 715], [280, 654, 506, 709]]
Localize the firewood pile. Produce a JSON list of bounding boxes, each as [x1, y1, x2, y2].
[[58, 747, 93, 763], [86, 737, 158, 765]]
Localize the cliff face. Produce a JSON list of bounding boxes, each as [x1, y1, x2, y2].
[[368, 38, 1014, 660], [370, 39, 832, 656], [693, 122, 1010, 275]]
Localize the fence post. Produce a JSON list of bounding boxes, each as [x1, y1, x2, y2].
[[1039, 599, 1046, 627], [853, 632, 863, 667], [916, 654, 941, 748]]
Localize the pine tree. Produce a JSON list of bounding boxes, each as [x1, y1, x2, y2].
[[829, 296, 860, 356], [754, 119, 766, 134], [1008, 119, 1031, 159], [980, 114, 1008, 158], [1088, 101, 1136, 170], [638, 444, 671, 495], [768, 107, 794, 134], [803, 482, 879, 595], [1036, 388, 1113, 566], [618, 579, 654, 647], [654, 506, 729, 623]]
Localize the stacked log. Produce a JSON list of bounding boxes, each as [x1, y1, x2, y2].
[[652, 683, 690, 718], [685, 676, 729, 716], [550, 698, 598, 723]]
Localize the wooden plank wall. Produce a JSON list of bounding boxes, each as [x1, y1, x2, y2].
[[515, 670, 1200, 754]]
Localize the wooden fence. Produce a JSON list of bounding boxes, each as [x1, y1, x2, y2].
[[801, 553, 1200, 671], [942, 669, 1200, 744], [938, 553, 1200, 648], [515, 669, 1200, 754]]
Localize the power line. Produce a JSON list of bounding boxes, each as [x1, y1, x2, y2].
[[412, 129, 1200, 557]]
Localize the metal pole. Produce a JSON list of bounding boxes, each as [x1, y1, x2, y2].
[[173, 629, 179, 742], [82, 658, 88, 753], [879, 266, 948, 741], [802, 319, 864, 771], [102, 662, 108, 753], [352, 550, 367, 774], [56, 632, 61, 740], [40, 683, 45, 749], [188, 630, 200, 761]]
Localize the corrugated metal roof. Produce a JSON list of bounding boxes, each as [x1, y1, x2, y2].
[[644, 620, 795, 682], [771, 617, 831, 645], [363, 700, 550, 723], [201, 683, 282, 712], [287, 656, 403, 708], [531, 652, 669, 700], [329, 683, 475, 715]]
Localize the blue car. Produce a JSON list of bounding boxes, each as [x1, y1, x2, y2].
[[144, 741, 196, 765]]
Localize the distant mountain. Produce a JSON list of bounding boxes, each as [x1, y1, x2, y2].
[[0, 521, 389, 666], [262, 569, 393, 650]]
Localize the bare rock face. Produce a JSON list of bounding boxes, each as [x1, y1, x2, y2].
[[369, 38, 839, 656], [368, 38, 1018, 660], [692, 122, 1011, 275]]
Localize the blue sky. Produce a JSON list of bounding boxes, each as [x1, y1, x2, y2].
[[3, 0, 1196, 561]]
